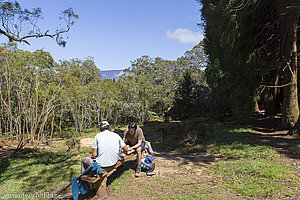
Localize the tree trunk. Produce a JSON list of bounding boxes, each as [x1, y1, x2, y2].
[[59, 107, 64, 135], [254, 101, 260, 113], [49, 107, 55, 143], [265, 74, 280, 116], [280, 1, 299, 129]]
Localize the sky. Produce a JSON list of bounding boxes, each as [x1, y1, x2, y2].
[[0, 0, 204, 70]]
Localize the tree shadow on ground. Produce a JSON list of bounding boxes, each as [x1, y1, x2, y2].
[[150, 134, 300, 172], [247, 114, 300, 158], [248, 114, 286, 133], [0, 157, 10, 184], [141, 115, 300, 167], [0, 150, 79, 194]]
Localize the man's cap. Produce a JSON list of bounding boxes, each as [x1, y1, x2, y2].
[[128, 122, 137, 130], [100, 121, 110, 128]]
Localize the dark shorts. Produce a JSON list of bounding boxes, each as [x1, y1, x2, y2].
[[126, 141, 146, 150]]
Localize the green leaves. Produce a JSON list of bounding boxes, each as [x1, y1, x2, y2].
[[200, 0, 275, 119]]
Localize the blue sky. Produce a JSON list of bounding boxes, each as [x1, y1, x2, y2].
[[1, 0, 203, 70]]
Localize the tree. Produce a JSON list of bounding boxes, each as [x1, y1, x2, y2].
[[124, 56, 156, 123], [0, 0, 78, 46], [170, 68, 212, 119], [0, 46, 62, 145], [57, 58, 101, 133], [278, 0, 299, 128], [199, 0, 300, 126], [170, 69, 198, 119]]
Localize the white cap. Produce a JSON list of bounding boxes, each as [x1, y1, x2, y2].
[[100, 121, 110, 128]]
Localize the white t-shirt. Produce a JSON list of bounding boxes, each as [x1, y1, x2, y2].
[[92, 130, 125, 167]]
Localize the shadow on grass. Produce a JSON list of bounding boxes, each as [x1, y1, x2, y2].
[[107, 160, 136, 186], [0, 157, 10, 184], [141, 116, 300, 166], [248, 114, 286, 133], [0, 150, 79, 193], [151, 130, 300, 167]]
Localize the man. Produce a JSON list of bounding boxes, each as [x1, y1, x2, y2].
[[123, 122, 145, 177], [81, 121, 128, 173]]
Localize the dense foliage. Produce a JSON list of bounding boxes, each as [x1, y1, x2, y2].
[[199, 0, 300, 128]]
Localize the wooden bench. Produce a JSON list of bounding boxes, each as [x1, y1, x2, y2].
[[81, 152, 140, 197]]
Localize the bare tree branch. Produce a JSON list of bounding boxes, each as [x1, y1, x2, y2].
[[0, 1, 78, 46]]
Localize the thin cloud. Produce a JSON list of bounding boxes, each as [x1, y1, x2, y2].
[[166, 28, 203, 44]]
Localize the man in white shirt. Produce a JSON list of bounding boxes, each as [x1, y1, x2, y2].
[[81, 121, 129, 173]]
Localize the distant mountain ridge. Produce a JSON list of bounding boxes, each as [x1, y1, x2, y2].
[[100, 69, 124, 80]]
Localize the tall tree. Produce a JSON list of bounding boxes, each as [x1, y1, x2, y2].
[[200, 0, 300, 127], [279, 0, 299, 128]]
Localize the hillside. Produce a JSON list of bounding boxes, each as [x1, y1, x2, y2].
[[100, 70, 124, 80]]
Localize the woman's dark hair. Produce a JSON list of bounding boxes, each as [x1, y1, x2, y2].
[[128, 122, 137, 130]]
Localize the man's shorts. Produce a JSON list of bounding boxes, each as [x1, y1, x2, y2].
[[126, 141, 146, 150]]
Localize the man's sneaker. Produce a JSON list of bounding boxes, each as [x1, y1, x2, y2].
[[135, 166, 141, 177]]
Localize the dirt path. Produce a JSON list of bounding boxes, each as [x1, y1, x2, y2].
[[81, 138, 94, 148], [106, 151, 242, 200]]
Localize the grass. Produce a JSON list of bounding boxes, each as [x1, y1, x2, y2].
[[136, 176, 221, 200], [211, 125, 252, 138], [207, 141, 277, 159], [0, 143, 136, 199], [152, 137, 180, 152], [151, 119, 253, 153], [0, 150, 81, 199], [202, 132, 299, 199], [211, 159, 300, 198], [146, 119, 300, 199], [1, 118, 299, 199], [177, 144, 206, 154]]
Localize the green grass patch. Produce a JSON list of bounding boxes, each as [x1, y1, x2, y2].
[[152, 137, 180, 152], [80, 146, 92, 154], [146, 119, 254, 154], [0, 150, 81, 198], [210, 124, 252, 139], [207, 141, 277, 159], [211, 159, 300, 198], [177, 144, 207, 154]]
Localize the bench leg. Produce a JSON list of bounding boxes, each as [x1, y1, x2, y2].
[[95, 175, 108, 198]]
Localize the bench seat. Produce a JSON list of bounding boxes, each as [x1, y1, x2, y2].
[[81, 152, 136, 183]]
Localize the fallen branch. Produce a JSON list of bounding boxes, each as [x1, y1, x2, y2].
[[11, 136, 30, 156]]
